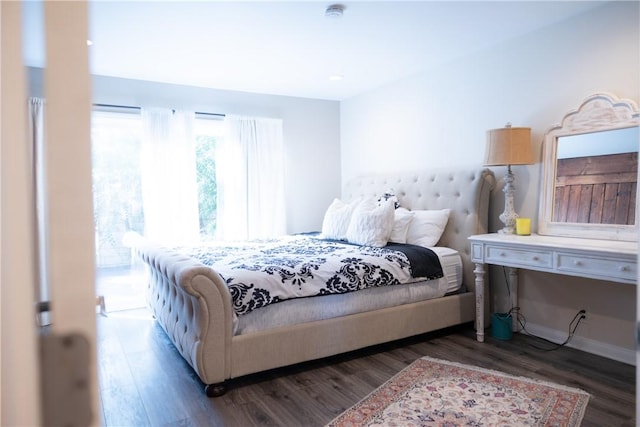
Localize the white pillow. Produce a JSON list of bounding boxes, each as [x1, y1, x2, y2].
[[346, 198, 395, 247], [389, 208, 415, 243], [321, 198, 359, 240], [405, 209, 451, 247]]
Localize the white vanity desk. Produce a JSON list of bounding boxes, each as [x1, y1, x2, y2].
[[470, 93, 639, 343], [468, 233, 637, 342]]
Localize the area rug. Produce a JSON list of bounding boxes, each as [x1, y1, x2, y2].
[[327, 356, 590, 426]]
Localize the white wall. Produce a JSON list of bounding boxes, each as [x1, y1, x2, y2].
[[341, 2, 639, 363], [28, 68, 342, 235]]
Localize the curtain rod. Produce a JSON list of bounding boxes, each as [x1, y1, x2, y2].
[[196, 111, 225, 118], [93, 103, 140, 110], [92, 103, 225, 117]]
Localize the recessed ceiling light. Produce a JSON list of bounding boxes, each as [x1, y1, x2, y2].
[[329, 74, 344, 81]]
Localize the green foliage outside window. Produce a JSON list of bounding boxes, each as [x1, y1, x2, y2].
[[92, 119, 144, 268], [195, 135, 217, 239]]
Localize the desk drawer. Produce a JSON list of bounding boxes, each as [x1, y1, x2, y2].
[[557, 254, 637, 282], [485, 246, 553, 269]]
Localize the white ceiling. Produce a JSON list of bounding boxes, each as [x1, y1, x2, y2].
[[22, 1, 607, 101]]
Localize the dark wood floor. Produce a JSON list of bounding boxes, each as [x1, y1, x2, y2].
[[97, 308, 635, 426]]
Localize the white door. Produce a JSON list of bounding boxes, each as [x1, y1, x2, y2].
[[1, 2, 42, 424], [1, 1, 100, 425]]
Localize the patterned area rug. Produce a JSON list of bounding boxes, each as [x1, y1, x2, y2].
[[327, 356, 590, 426]]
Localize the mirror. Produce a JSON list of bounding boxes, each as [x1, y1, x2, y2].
[[538, 93, 639, 241]]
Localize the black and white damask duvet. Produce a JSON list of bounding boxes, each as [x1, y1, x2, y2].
[[178, 234, 443, 316]]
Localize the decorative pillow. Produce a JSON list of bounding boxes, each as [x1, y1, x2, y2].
[[405, 208, 451, 247], [346, 197, 395, 247], [321, 198, 359, 240], [389, 208, 415, 243], [377, 189, 400, 209]]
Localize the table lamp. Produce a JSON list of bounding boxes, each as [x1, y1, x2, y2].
[[484, 123, 533, 234]]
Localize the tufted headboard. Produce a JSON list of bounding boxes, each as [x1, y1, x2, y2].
[[343, 167, 495, 291]]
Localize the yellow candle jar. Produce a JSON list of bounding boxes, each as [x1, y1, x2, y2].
[[516, 218, 531, 235]]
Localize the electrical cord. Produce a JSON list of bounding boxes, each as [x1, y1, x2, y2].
[[498, 266, 586, 351], [501, 266, 511, 297], [516, 309, 586, 351]]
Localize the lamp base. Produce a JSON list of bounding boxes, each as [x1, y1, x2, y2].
[[498, 225, 517, 235], [498, 166, 518, 235]]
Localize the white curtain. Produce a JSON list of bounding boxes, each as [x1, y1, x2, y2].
[[140, 108, 200, 246], [216, 115, 286, 240], [27, 97, 49, 324]]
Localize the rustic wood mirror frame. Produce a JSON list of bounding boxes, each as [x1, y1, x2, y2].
[[538, 93, 639, 241]]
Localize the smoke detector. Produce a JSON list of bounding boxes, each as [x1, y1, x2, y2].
[[325, 4, 345, 18]]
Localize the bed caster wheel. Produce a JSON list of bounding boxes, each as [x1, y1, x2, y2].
[[205, 383, 226, 397]]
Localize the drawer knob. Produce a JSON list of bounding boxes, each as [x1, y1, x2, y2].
[[532, 256, 539, 261], [619, 265, 629, 272], [573, 260, 582, 266]]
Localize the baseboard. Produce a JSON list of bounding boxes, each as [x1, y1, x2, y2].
[[523, 323, 635, 366]]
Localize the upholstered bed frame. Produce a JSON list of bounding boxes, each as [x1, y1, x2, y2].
[[135, 167, 495, 396]]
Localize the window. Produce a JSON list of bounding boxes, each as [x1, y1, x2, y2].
[[91, 108, 222, 310], [91, 109, 223, 269], [91, 108, 145, 311], [91, 109, 144, 268], [194, 114, 224, 240]]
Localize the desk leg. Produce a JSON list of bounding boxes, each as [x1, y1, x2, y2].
[[506, 267, 518, 332], [473, 262, 485, 342]]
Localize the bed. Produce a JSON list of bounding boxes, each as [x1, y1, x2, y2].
[[134, 167, 495, 396]]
